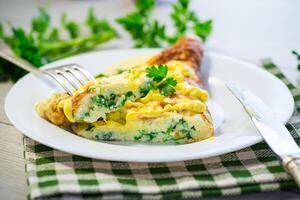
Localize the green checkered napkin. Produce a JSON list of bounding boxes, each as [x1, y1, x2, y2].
[[24, 62, 300, 199]]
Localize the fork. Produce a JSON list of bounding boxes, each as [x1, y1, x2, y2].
[[0, 41, 95, 95]]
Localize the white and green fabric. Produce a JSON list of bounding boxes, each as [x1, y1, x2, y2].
[[24, 62, 300, 199]]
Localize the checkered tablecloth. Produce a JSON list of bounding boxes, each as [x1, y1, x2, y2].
[[24, 61, 300, 199]]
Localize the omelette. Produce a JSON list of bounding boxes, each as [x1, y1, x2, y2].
[[36, 37, 214, 144]]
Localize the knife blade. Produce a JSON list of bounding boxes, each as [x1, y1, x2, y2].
[[226, 82, 300, 187]]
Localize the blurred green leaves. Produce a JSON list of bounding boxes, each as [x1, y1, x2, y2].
[[0, 8, 117, 81], [0, 0, 213, 82], [117, 0, 213, 47]]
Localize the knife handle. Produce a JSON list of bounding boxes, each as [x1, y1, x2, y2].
[[282, 156, 300, 188]]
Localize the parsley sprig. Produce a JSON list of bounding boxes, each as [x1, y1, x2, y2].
[[117, 0, 213, 47], [141, 65, 177, 97], [146, 65, 168, 82]]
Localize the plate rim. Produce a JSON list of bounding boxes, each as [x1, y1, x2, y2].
[[4, 49, 295, 162]]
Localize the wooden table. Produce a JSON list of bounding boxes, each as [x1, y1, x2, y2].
[[0, 81, 27, 199], [0, 0, 299, 199]]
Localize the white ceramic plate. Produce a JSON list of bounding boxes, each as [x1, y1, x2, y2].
[[5, 49, 294, 162]]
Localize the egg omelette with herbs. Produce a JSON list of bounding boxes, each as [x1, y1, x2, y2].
[[36, 37, 214, 144]]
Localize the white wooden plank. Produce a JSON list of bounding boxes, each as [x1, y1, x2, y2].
[[0, 123, 27, 200], [0, 81, 13, 125]]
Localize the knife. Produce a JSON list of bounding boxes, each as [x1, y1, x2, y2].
[[226, 82, 300, 188]]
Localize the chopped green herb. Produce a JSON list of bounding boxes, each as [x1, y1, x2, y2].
[[125, 91, 134, 98], [92, 95, 105, 106], [102, 132, 113, 140], [116, 69, 127, 74], [134, 130, 157, 141], [109, 93, 116, 100], [92, 93, 118, 109], [94, 73, 107, 78], [135, 119, 194, 143], [121, 91, 134, 105], [86, 124, 95, 131], [167, 118, 194, 142], [177, 118, 193, 139], [95, 133, 113, 140], [167, 123, 175, 133]]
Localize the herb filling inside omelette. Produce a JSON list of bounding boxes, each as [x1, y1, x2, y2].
[[65, 61, 212, 144]]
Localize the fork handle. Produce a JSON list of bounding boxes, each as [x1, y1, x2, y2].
[[282, 156, 300, 188], [0, 51, 43, 76]]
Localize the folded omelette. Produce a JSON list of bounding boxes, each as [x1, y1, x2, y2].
[[36, 37, 214, 144]]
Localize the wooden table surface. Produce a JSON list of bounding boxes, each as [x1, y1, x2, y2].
[[0, 0, 299, 199], [0, 81, 27, 199]]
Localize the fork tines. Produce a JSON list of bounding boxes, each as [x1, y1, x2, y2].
[[44, 64, 95, 95]]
